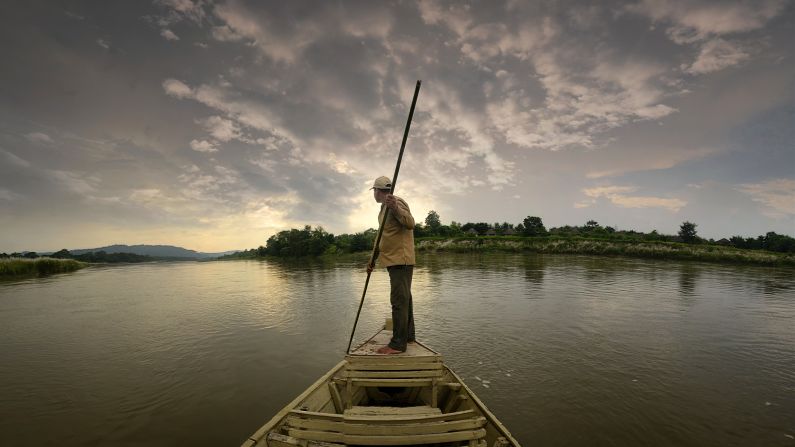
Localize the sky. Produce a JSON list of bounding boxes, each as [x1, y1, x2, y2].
[[1, 0, 793, 253]]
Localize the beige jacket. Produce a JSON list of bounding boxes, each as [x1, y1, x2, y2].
[[377, 196, 415, 267]]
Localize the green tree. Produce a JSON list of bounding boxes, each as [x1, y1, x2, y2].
[[760, 232, 795, 253], [522, 216, 547, 236], [425, 210, 441, 234], [413, 222, 428, 238], [51, 249, 72, 259], [678, 221, 698, 243]]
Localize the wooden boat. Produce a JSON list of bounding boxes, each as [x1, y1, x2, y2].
[[241, 323, 521, 447]]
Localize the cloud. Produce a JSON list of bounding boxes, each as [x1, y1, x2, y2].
[[739, 178, 795, 217], [211, 1, 394, 63], [581, 185, 687, 212], [189, 139, 218, 153], [156, 0, 206, 23], [64, 11, 84, 20], [627, 0, 788, 43], [686, 38, 749, 74], [1, 149, 31, 168], [160, 29, 180, 41], [585, 146, 718, 178], [485, 53, 677, 151], [199, 116, 241, 142], [417, 4, 677, 152], [25, 132, 53, 144], [211, 25, 244, 42], [50, 170, 98, 196], [418, 83, 515, 189], [164, 80, 301, 150], [0, 188, 23, 201], [162, 78, 193, 98], [96, 38, 110, 49]]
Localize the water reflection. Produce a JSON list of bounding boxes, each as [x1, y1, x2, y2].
[[1, 255, 794, 447], [522, 253, 545, 287], [677, 264, 700, 298]]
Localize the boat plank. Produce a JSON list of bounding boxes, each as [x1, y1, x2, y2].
[[344, 405, 440, 416], [344, 362, 443, 371], [288, 428, 487, 445], [344, 409, 477, 424], [343, 417, 487, 435], [288, 410, 343, 421], [266, 432, 345, 447], [343, 369, 442, 379], [348, 378, 434, 387], [327, 382, 343, 413], [285, 416, 343, 432]]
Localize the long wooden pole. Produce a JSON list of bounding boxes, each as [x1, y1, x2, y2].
[[346, 80, 421, 354]]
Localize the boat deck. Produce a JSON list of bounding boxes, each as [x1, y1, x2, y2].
[[241, 325, 520, 447], [349, 329, 440, 358]]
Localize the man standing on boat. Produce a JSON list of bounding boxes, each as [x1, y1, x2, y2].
[[367, 176, 416, 354]]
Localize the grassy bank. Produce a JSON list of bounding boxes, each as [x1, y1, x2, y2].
[[0, 258, 87, 278], [416, 237, 795, 267]]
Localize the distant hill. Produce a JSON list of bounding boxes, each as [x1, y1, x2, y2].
[[67, 244, 238, 259]]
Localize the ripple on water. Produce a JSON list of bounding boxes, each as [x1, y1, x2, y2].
[[1, 255, 794, 447]]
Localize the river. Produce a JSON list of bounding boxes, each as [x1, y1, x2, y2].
[[1, 253, 793, 446]]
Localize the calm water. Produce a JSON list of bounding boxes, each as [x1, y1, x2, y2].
[[1, 253, 794, 447]]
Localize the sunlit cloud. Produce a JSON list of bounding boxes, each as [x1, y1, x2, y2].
[[162, 78, 193, 98], [686, 38, 749, 74], [586, 147, 718, 178], [198, 116, 242, 142], [160, 29, 179, 41], [189, 139, 218, 153], [25, 132, 53, 144], [739, 179, 795, 217], [1, 0, 793, 252], [627, 0, 787, 42], [581, 185, 687, 212], [50, 170, 99, 196]]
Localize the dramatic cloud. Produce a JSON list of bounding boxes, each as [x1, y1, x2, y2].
[[628, 0, 788, 42], [155, 0, 207, 24], [1, 1, 793, 252]]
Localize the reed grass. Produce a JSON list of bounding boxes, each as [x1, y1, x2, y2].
[[416, 237, 795, 267], [0, 258, 86, 277]]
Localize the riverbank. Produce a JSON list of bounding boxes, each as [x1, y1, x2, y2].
[[416, 237, 795, 267], [0, 258, 87, 278]]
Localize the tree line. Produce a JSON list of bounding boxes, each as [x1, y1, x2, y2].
[[249, 212, 795, 258], [1, 249, 162, 263]]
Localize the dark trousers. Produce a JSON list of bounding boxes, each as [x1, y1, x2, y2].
[[387, 265, 415, 351]]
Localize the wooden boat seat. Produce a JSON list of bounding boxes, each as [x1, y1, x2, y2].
[[344, 406, 441, 417], [283, 408, 487, 445], [341, 354, 445, 408]]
